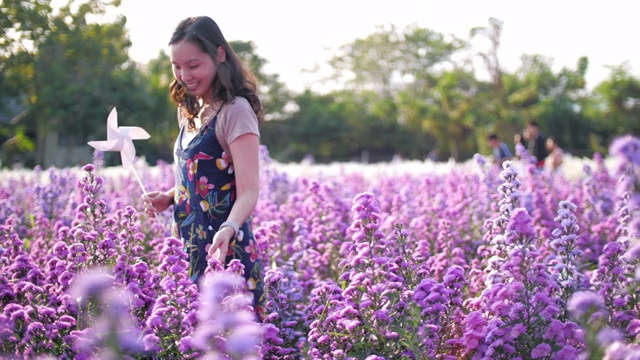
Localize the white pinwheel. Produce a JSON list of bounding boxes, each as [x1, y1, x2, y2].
[[88, 107, 150, 169], [88, 107, 150, 194]]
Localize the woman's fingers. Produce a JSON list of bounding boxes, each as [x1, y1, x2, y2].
[[208, 238, 219, 258], [216, 243, 228, 262], [141, 192, 155, 204], [141, 192, 161, 217], [208, 233, 230, 260], [208, 239, 222, 257]]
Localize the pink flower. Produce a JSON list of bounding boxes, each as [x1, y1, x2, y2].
[[216, 151, 234, 174], [186, 158, 197, 181], [244, 242, 259, 262], [195, 176, 214, 198]]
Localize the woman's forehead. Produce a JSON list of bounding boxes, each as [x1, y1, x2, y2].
[[170, 40, 207, 62]]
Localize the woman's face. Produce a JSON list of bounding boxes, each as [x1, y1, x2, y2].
[[546, 138, 555, 150], [170, 40, 216, 100]]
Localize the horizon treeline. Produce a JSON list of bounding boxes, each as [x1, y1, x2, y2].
[[1, 1, 639, 167]]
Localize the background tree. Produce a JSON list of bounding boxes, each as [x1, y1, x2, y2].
[[232, 40, 292, 121], [2, 7, 639, 167], [262, 19, 637, 164], [584, 64, 640, 153], [1, 0, 53, 97], [121, 50, 177, 166], [1, 1, 291, 167], [423, 68, 480, 161], [260, 89, 435, 163], [261, 90, 355, 163], [323, 24, 466, 160], [33, 7, 133, 165], [0, 125, 34, 167], [501, 54, 594, 156], [1, 0, 53, 165], [1, 0, 130, 166], [469, 18, 520, 152]]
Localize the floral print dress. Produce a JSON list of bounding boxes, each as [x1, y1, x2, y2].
[[173, 109, 265, 319]]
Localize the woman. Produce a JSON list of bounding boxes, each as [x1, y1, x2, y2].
[[545, 136, 564, 173], [143, 16, 265, 320]]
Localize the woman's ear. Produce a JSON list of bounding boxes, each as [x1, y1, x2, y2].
[[217, 46, 226, 63]]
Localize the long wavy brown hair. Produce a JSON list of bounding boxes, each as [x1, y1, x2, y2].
[[169, 16, 264, 131]]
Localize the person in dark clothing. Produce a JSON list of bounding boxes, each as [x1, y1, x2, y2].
[[487, 133, 512, 166], [517, 121, 548, 168]]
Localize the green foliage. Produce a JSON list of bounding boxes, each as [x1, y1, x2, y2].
[[1, 8, 639, 167], [0, 125, 34, 166], [231, 40, 292, 121], [260, 90, 434, 163], [1, 0, 131, 166], [120, 51, 177, 165], [590, 64, 640, 136]]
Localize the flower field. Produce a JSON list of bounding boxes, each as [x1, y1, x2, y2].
[[1, 138, 639, 359]]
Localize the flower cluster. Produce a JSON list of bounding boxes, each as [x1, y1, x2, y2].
[[1, 137, 639, 358]]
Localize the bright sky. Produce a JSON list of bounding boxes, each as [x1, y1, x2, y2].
[[116, 0, 639, 93]]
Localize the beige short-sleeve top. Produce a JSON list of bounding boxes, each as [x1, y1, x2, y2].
[[214, 97, 260, 155]]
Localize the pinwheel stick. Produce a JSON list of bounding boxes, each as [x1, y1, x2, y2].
[[130, 163, 147, 196]]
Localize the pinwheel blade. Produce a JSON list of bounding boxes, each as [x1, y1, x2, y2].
[[86, 107, 150, 165]]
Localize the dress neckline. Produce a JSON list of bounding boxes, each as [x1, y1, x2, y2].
[[178, 103, 224, 151]]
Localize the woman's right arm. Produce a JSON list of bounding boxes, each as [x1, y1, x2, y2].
[[142, 108, 181, 216]]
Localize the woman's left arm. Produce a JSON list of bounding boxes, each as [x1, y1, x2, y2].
[[227, 133, 260, 224], [208, 133, 260, 260]]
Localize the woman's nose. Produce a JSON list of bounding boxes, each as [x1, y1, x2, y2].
[[179, 69, 191, 82]]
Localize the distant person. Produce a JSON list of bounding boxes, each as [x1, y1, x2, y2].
[[487, 133, 512, 166], [11, 155, 24, 169], [427, 149, 439, 162], [516, 121, 548, 169], [545, 136, 564, 172], [302, 152, 315, 164], [513, 132, 523, 159]]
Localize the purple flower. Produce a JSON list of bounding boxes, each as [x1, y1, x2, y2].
[[56, 315, 76, 330], [474, 153, 487, 166], [623, 242, 640, 263], [531, 342, 551, 358], [568, 291, 604, 319], [609, 343, 640, 358], [68, 327, 97, 354], [596, 327, 623, 346], [627, 319, 640, 338], [68, 267, 114, 303], [198, 272, 246, 321], [507, 208, 536, 240], [226, 323, 263, 356], [178, 336, 193, 352], [554, 345, 579, 358], [609, 134, 640, 165], [142, 333, 161, 352]]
